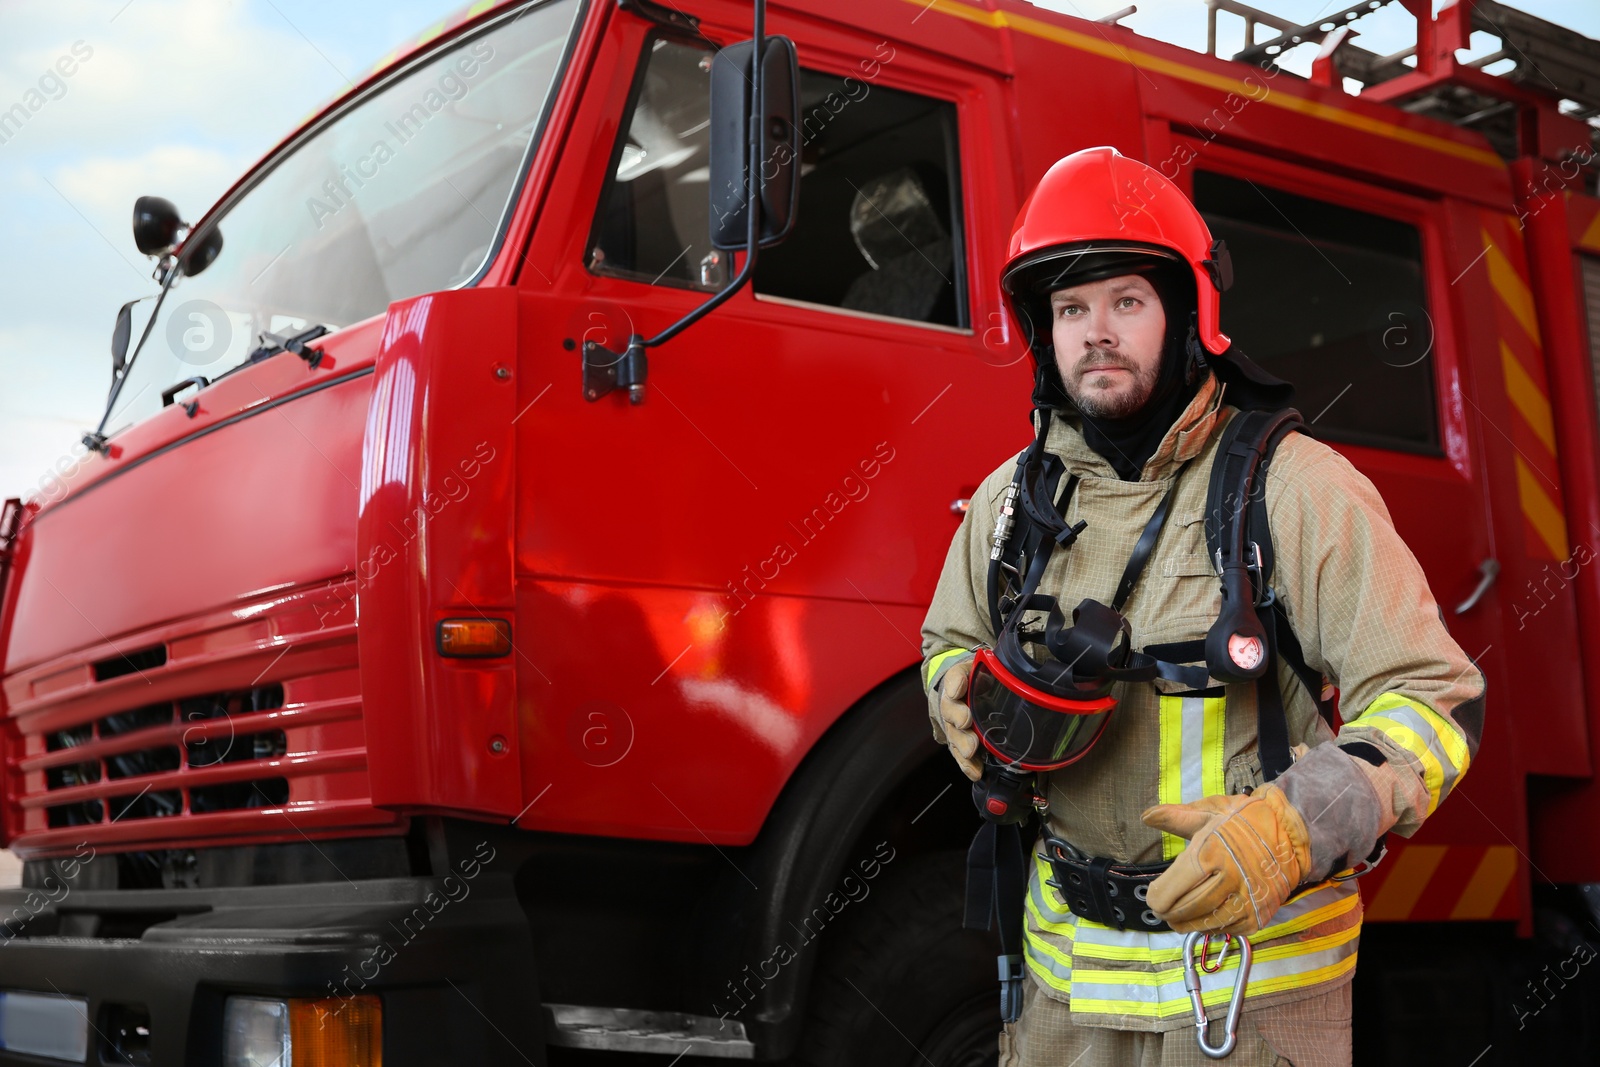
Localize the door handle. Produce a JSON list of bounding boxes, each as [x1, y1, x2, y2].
[[1454, 558, 1499, 615]]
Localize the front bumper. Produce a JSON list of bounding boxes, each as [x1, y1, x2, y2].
[[0, 873, 543, 1066]]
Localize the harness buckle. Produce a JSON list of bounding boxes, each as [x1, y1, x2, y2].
[[1182, 931, 1253, 1060], [1333, 836, 1389, 881]]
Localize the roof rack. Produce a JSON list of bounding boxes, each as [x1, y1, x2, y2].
[[1204, 0, 1599, 165]]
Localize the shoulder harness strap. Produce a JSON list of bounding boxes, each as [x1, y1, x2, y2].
[[1201, 408, 1335, 782]]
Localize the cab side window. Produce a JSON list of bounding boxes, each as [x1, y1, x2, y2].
[[1194, 171, 1438, 453], [590, 36, 966, 329]]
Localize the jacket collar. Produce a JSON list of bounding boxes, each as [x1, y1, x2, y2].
[[1042, 372, 1229, 482]]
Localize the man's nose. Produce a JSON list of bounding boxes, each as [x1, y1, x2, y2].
[[1082, 303, 1116, 348]]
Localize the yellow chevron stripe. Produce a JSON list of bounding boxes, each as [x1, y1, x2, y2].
[[905, 0, 1503, 169], [1482, 229, 1542, 345], [1515, 454, 1570, 559], [1450, 847, 1517, 919], [1365, 844, 1447, 921], [1500, 341, 1556, 454], [1581, 206, 1600, 253]]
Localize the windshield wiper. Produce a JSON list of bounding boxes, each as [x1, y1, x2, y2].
[[247, 325, 329, 369]]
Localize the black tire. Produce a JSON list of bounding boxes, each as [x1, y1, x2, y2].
[[788, 849, 1002, 1067]]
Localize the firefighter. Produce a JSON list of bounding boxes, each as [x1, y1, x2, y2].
[[920, 147, 1484, 1067]]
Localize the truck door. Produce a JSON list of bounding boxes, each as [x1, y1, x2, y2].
[[1177, 141, 1524, 924], [509, 9, 1022, 841]]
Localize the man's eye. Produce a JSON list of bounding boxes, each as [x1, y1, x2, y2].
[[1117, 297, 1138, 309], [1057, 305, 1080, 317]]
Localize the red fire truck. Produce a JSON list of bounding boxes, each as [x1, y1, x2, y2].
[[3, 0, 1600, 1062]]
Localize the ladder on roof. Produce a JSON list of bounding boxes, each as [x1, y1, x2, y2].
[[1203, 0, 1600, 163]]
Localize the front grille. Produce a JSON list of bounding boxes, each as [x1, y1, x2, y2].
[[41, 684, 288, 827], [4, 578, 403, 857], [91, 645, 168, 682]]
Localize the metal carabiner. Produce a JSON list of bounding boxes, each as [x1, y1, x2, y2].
[[1182, 931, 1254, 1059]]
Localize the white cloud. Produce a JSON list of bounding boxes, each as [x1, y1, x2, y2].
[[0, 0, 422, 500], [51, 143, 246, 228]]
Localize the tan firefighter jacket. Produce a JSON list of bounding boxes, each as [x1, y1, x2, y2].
[[920, 370, 1485, 1030]]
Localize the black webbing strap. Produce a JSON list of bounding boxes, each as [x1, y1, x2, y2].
[[1111, 479, 1180, 614], [1255, 598, 1295, 781], [964, 820, 1027, 1022], [1018, 473, 1080, 602], [1275, 607, 1337, 731], [1201, 408, 1318, 783]]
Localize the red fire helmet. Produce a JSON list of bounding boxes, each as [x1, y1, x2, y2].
[[1001, 146, 1233, 358]]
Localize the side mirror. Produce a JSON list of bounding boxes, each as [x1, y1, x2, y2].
[[708, 36, 800, 250], [132, 195, 182, 256], [179, 225, 224, 277], [111, 299, 135, 377]]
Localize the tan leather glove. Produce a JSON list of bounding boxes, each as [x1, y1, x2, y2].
[[1140, 784, 1312, 936], [935, 660, 982, 782]]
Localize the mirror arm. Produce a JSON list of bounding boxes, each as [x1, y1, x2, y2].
[[85, 259, 181, 453], [584, 1, 767, 405]]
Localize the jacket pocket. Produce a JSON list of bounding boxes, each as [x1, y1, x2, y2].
[[1226, 748, 1265, 795]]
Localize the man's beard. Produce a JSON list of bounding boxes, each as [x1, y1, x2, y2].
[[1060, 348, 1161, 419]]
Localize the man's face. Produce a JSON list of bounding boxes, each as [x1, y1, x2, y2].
[[1049, 273, 1166, 419]]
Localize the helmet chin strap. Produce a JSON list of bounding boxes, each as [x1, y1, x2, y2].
[[1185, 311, 1210, 386]]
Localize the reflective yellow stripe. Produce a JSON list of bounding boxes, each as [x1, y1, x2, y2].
[[901, 0, 1504, 169], [1024, 935, 1075, 992], [1347, 692, 1470, 815], [1025, 852, 1361, 1015], [923, 647, 973, 691], [1072, 924, 1359, 989], [1156, 693, 1227, 859], [1068, 942, 1360, 1017], [1025, 926, 1076, 969]]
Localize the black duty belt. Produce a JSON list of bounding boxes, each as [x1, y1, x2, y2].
[[1041, 835, 1173, 932]]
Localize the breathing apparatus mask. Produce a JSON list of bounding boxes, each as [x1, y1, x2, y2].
[[968, 594, 1157, 823]]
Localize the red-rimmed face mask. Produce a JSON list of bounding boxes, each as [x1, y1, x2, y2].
[[967, 647, 1118, 772]]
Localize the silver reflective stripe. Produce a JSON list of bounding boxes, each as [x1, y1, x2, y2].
[[1157, 694, 1226, 860], [1067, 932, 1359, 1018], [1024, 939, 1074, 983], [1179, 696, 1207, 802], [1363, 701, 1466, 807]]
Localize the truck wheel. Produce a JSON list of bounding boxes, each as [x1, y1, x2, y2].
[[790, 849, 1001, 1067]]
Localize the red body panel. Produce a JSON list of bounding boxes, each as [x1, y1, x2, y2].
[[0, 0, 1595, 930], [359, 289, 523, 818]]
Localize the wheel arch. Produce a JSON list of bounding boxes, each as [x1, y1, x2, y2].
[[704, 666, 981, 1059]]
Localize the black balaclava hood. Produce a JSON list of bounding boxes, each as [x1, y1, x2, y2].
[[1066, 266, 1203, 481]]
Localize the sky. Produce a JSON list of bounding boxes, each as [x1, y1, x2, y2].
[[0, 0, 1597, 504]]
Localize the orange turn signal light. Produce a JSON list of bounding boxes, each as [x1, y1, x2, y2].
[[437, 618, 513, 658], [289, 995, 382, 1066]]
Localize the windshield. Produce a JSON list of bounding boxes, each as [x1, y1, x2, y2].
[[107, 0, 581, 432]]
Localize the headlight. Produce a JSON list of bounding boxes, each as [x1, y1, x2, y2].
[[223, 995, 381, 1066]]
